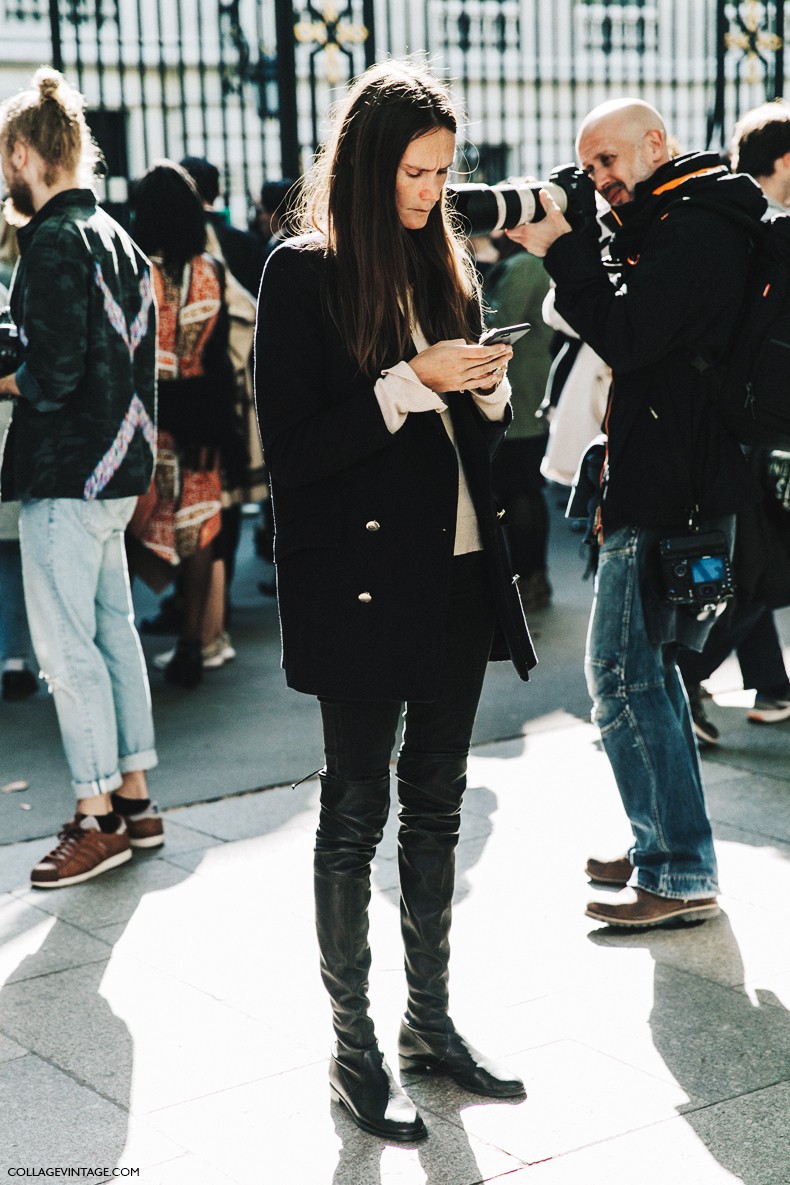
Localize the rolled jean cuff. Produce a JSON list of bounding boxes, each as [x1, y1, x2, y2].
[[73, 770, 124, 799], [635, 871, 720, 900], [119, 748, 159, 775]]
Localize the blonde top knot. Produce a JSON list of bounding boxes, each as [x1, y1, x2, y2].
[[35, 69, 62, 101]]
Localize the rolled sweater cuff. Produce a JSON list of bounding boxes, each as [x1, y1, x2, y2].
[[375, 360, 447, 433]]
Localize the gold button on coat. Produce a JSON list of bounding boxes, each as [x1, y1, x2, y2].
[[357, 592, 373, 603], [365, 520, 380, 531]]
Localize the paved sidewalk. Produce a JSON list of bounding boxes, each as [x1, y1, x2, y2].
[[0, 505, 595, 845], [3, 501, 789, 1182], [2, 700, 790, 1184]]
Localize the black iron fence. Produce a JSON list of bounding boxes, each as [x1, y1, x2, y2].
[[0, 0, 786, 220]]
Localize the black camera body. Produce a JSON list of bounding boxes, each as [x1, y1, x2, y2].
[[0, 315, 21, 378], [448, 163, 597, 237], [659, 530, 735, 608]]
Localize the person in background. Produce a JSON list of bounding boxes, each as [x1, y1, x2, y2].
[[178, 155, 264, 666], [0, 69, 161, 886], [254, 177, 301, 261], [256, 61, 535, 1142], [0, 398, 38, 701], [128, 160, 243, 688], [180, 155, 266, 299], [0, 207, 17, 289], [678, 100, 790, 741], [484, 217, 554, 611], [0, 258, 38, 701]]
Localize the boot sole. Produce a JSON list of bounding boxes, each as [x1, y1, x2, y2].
[[329, 1086, 428, 1142], [585, 902, 720, 928], [399, 1056, 526, 1098]]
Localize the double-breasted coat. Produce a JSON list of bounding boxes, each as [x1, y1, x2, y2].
[[254, 238, 537, 702]]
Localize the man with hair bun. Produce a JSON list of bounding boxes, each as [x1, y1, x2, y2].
[[0, 68, 161, 886]]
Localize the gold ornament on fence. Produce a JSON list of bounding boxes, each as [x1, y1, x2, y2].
[[295, 1, 368, 84], [725, 0, 783, 86]]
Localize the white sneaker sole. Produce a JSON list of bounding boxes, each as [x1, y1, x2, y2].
[[747, 707, 790, 724], [202, 646, 236, 670], [691, 721, 720, 746], [31, 846, 132, 888], [156, 646, 236, 671], [128, 832, 165, 849]]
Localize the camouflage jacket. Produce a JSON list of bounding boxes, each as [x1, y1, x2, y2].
[[0, 189, 157, 501]]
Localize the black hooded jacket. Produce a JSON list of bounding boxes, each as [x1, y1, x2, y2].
[[543, 152, 766, 533]]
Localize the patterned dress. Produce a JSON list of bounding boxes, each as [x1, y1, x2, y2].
[[130, 254, 223, 563]]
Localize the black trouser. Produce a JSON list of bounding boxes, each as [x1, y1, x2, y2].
[[314, 553, 496, 1050], [677, 601, 788, 695]]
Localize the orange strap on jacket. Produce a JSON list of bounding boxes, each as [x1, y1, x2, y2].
[[651, 166, 725, 196]]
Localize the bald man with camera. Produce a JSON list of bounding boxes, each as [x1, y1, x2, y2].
[[509, 99, 764, 929]]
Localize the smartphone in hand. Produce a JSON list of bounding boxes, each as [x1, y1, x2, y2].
[[479, 322, 531, 347]]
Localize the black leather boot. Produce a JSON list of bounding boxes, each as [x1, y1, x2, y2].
[[315, 773, 427, 1141], [396, 754, 525, 1100], [398, 1016, 525, 1099], [329, 1043, 427, 1142]]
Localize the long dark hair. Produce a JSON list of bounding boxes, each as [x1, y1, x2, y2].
[[131, 159, 206, 282], [299, 61, 479, 376]]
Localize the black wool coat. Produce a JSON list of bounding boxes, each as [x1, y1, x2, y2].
[[254, 238, 537, 701], [544, 153, 765, 534]]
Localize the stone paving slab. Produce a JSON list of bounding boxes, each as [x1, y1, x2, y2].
[[2, 689, 790, 1182], [0, 897, 112, 985], [145, 1059, 528, 1185], [706, 772, 790, 846], [503, 1112, 763, 1184], [2, 1052, 185, 1168]]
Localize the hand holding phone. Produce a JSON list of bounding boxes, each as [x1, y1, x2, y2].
[[479, 322, 531, 347]]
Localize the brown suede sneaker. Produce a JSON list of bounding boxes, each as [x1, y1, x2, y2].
[[110, 793, 165, 849], [586, 887, 720, 929], [585, 855, 634, 886], [31, 815, 132, 889]]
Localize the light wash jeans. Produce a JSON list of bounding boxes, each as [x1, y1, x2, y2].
[[585, 524, 720, 899], [0, 539, 32, 662], [19, 497, 157, 800]]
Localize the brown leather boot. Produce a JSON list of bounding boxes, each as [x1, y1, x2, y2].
[[585, 854, 634, 886], [586, 887, 720, 929]]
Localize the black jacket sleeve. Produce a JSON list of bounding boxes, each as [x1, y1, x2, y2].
[[254, 243, 397, 490], [544, 206, 750, 374]]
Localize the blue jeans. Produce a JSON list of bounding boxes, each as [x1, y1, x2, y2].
[[19, 498, 157, 800], [0, 539, 32, 662], [585, 525, 719, 899]]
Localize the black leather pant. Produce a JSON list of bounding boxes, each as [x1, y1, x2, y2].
[[314, 553, 496, 1050]]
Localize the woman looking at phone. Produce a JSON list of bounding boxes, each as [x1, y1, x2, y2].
[[255, 60, 536, 1142]]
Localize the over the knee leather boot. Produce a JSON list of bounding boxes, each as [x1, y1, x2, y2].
[[397, 754, 525, 1099], [315, 773, 427, 1141]]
